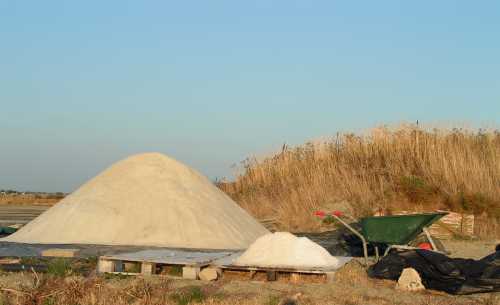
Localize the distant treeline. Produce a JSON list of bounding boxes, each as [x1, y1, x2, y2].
[[0, 190, 66, 198]]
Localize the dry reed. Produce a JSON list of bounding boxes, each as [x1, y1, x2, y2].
[[219, 125, 500, 235], [0, 272, 496, 305]]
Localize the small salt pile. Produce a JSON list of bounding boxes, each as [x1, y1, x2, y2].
[[234, 232, 347, 268]]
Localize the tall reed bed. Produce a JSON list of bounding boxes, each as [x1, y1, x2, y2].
[[219, 125, 500, 235]]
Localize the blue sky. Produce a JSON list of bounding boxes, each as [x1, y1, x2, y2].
[[1, 1, 499, 192]]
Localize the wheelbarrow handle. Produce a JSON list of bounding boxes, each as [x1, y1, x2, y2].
[[313, 210, 369, 266], [332, 210, 343, 217], [329, 214, 369, 267]]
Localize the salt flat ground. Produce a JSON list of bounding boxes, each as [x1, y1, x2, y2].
[[0, 205, 48, 227]]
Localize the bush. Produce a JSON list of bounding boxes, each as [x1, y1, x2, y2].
[[47, 258, 71, 277], [170, 286, 205, 305]]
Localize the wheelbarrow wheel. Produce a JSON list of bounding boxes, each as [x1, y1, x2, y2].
[[410, 234, 447, 253]]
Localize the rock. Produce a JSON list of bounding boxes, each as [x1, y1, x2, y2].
[[199, 268, 218, 281], [182, 266, 200, 280], [396, 268, 425, 291]]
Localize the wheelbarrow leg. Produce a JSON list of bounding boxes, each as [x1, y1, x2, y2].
[[423, 227, 438, 251], [332, 215, 369, 266], [384, 245, 393, 256]]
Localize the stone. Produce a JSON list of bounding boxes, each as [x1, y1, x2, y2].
[[325, 272, 336, 283], [396, 268, 425, 291], [182, 266, 200, 280], [141, 262, 156, 275], [97, 259, 115, 273], [199, 267, 219, 281]]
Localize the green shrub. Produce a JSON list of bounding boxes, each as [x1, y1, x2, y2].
[[399, 175, 434, 202], [47, 258, 71, 277], [170, 286, 204, 305], [265, 295, 281, 305], [166, 265, 183, 276], [103, 273, 129, 280]]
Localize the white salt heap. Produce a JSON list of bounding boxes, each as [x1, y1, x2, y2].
[[4, 153, 269, 249], [235, 232, 347, 268]]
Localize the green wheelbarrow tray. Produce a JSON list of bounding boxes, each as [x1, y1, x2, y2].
[[329, 211, 448, 266], [361, 212, 448, 245]]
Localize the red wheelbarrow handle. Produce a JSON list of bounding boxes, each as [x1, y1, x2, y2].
[[313, 210, 343, 217]]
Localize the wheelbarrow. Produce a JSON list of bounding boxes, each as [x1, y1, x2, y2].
[[315, 211, 448, 266]]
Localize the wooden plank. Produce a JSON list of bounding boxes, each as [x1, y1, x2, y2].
[[218, 265, 338, 274], [41, 248, 79, 258], [266, 271, 277, 281], [0, 258, 21, 265], [430, 211, 474, 239], [290, 273, 300, 283], [325, 272, 336, 283], [102, 272, 140, 276], [248, 270, 256, 279]]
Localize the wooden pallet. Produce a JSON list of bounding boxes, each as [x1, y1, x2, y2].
[[97, 249, 233, 279], [212, 252, 351, 283], [217, 265, 337, 283], [98, 249, 351, 283]]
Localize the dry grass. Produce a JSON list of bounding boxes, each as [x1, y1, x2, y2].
[[0, 270, 497, 305], [219, 125, 500, 235]]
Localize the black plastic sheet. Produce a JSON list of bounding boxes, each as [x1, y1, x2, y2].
[[368, 248, 500, 294]]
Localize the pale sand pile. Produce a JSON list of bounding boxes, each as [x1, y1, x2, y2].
[[234, 232, 349, 268], [4, 153, 269, 249]]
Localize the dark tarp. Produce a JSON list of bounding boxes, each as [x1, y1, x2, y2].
[[299, 223, 389, 257], [368, 248, 500, 295]]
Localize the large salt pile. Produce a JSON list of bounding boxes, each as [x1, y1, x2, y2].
[[3, 153, 269, 249], [234, 232, 348, 268]]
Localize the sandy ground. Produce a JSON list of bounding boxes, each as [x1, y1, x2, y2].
[[443, 239, 499, 259]]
